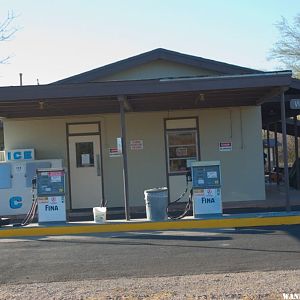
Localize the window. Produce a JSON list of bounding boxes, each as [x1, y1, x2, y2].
[[166, 130, 198, 173], [75, 142, 94, 167]]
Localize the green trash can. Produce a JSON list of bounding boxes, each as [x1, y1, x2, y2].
[[144, 187, 168, 221]]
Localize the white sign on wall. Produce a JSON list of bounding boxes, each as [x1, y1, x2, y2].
[[130, 140, 143, 150], [116, 137, 123, 154]]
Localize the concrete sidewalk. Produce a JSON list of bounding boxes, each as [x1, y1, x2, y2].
[[1, 211, 300, 238]]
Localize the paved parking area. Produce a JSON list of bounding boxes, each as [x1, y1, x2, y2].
[[0, 225, 299, 285]]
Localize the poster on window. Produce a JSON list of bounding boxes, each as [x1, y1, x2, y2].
[[176, 147, 188, 157], [81, 154, 90, 165]]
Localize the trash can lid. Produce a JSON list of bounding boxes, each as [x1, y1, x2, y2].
[[144, 187, 168, 194]]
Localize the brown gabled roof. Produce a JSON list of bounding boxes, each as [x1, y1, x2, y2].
[[54, 48, 261, 84]]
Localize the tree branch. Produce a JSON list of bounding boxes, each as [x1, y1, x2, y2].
[[0, 11, 18, 64], [0, 11, 18, 41], [269, 14, 300, 78]]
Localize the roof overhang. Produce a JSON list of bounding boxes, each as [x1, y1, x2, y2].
[[0, 71, 292, 118], [262, 78, 300, 126]]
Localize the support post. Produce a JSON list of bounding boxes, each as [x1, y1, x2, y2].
[[280, 90, 291, 211], [119, 95, 130, 220], [274, 122, 280, 185], [294, 115, 299, 189], [267, 124, 272, 183]]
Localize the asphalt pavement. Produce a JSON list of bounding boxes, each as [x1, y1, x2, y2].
[[0, 225, 299, 285]]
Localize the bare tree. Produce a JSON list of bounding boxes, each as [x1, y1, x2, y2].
[[269, 14, 300, 78], [0, 11, 18, 64]]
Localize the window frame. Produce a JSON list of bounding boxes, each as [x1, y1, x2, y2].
[[166, 127, 199, 175], [75, 141, 95, 168]]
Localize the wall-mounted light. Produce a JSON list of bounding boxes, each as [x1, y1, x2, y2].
[[195, 93, 205, 105], [39, 101, 45, 110]]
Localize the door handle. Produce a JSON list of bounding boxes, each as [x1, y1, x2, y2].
[[96, 154, 101, 176]]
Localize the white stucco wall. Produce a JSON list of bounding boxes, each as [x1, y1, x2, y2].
[[198, 107, 265, 201], [3, 106, 265, 209]]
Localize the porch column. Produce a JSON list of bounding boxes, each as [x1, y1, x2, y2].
[[274, 122, 280, 185], [280, 90, 291, 211], [267, 123, 272, 183], [118, 95, 130, 220], [294, 115, 299, 189]]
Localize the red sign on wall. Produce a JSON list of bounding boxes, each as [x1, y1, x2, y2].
[[219, 142, 232, 152], [109, 147, 122, 157]]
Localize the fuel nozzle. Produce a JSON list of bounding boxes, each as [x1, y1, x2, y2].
[[32, 177, 37, 189], [186, 169, 192, 182]]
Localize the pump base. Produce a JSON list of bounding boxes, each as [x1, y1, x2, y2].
[[194, 213, 223, 219]]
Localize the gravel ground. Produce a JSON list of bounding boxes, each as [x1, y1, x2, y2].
[[0, 270, 299, 300]]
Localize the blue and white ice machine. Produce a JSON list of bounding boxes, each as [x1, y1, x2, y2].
[[191, 161, 222, 218], [0, 156, 63, 216]]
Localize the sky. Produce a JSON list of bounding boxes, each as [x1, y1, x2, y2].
[[0, 0, 299, 86]]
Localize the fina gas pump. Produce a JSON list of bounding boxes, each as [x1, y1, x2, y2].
[[191, 161, 222, 218], [167, 160, 222, 219], [36, 168, 67, 224]]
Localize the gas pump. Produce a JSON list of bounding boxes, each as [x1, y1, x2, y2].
[[167, 160, 222, 220], [191, 161, 222, 218], [36, 168, 66, 224]]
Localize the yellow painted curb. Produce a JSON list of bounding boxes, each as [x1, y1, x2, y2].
[[0, 215, 300, 238]]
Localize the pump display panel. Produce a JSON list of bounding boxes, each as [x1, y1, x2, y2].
[[192, 165, 221, 189], [36, 169, 65, 197]]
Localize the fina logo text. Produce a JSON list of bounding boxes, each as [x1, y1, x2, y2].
[[45, 205, 59, 211], [201, 197, 215, 203]]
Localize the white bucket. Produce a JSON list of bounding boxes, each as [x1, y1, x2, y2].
[[93, 207, 107, 224]]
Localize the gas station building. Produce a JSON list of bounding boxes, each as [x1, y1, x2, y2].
[[0, 48, 300, 218]]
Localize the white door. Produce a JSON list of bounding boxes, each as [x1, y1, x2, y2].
[[68, 135, 103, 209]]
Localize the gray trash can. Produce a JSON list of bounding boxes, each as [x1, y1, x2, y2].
[[144, 187, 168, 221]]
